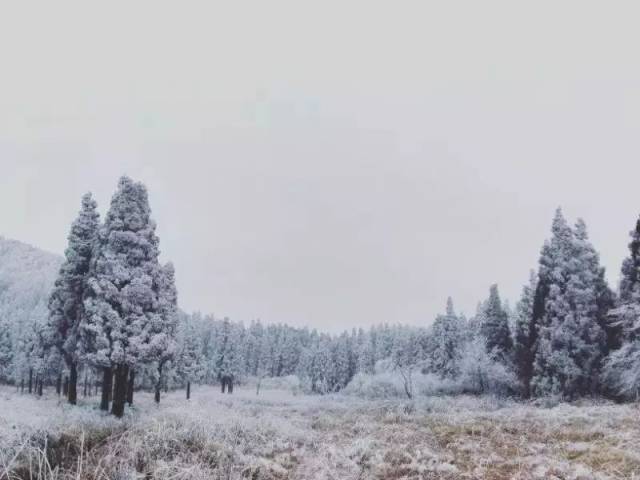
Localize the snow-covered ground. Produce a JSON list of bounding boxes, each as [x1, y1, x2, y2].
[[1, 385, 639, 480]]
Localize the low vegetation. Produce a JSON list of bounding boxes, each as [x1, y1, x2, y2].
[[1, 385, 639, 480]]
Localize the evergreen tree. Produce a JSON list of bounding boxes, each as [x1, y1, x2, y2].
[[214, 317, 243, 384], [602, 215, 640, 398], [532, 212, 608, 398], [425, 297, 464, 379], [149, 262, 179, 404], [44, 193, 100, 404], [177, 319, 204, 399], [81, 176, 169, 417], [513, 270, 537, 396], [480, 284, 513, 361]]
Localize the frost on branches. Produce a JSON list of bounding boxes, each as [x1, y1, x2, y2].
[[44, 193, 100, 404], [603, 215, 640, 399], [81, 176, 177, 417]]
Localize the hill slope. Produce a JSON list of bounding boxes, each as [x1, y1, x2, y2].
[[0, 237, 62, 380]]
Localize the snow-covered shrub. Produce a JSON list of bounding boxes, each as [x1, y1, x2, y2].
[[342, 372, 402, 399], [602, 340, 640, 400], [414, 373, 462, 396], [458, 339, 518, 396], [343, 372, 463, 399]]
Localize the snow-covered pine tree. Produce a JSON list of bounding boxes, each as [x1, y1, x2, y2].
[[569, 219, 610, 390], [331, 332, 352, 391], [513, 270, 537, 397], [532, 212, 608, 398], [479, 284, 513, 361], [243, 319, 263, 376], [149, 262, 179, 404], [81, 176, 168, 417], [44, 193, 100, 404], [177, 319, 203, 399], [357, 327, 376, 374], [425, 297, 464, 379], [214, 317, 243, 392], [602, 215, 640, 398]]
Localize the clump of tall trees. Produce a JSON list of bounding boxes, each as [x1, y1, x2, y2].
[[44, 177, 179, 417]]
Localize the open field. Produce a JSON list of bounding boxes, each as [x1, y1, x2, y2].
[[1, 385, 639, 480]]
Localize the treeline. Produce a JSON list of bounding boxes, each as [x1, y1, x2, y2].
[[1, 179, 640, 408], [150, 208, 640, 401]]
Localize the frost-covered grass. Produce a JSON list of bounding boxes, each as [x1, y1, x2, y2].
[[0, 384, 639, 479]]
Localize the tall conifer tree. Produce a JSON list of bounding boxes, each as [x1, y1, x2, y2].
[[45, 193, 100, 404]]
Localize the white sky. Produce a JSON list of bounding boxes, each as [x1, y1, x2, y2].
[[1, 1, 640, 331]]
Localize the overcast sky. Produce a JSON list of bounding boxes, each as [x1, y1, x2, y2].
[[1, 2, 639, 331]]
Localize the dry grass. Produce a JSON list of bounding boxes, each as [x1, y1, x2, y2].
[[0, 386, 639, 479]]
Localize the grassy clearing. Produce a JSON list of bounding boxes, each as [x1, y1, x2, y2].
[[0, 386, 638, 479]]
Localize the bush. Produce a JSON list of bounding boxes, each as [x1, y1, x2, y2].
[[343, 372, 464, 400], [458, 339, 518, 396]]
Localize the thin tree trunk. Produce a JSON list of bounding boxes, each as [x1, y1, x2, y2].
[[56, 374, 62, 396], [37, 377, 43, 396], [20, 378, 24, 394], [100, 366, 112, 411], [127, 369, 135, 405], [63, 376, 69, 396], [83, 375, 88, 397], [186, 381, 191, 400], [111, 364, 128, 418], [28, 369, 33, 394], [155, 363, 163, 404], [68, 362, 78, 405], [109, 371, 115, 402]]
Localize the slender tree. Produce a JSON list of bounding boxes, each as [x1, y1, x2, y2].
[[45, 193, 100, 405], [513, 270, 537, 397], [602, 215, 640, 398], [425, 298, 464, 379], [480, 284, 513, 361]]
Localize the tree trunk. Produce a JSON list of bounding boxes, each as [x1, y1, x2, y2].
[[20, 378, 24, 394], [83, 375, 88, 397], [186, 381, 191, 400], [109, 371, 115, 402], [111, 364, 128, 418], [68, 362, 78, 405], [100, 366, 112, 411], [127, 369, 135, 405], [56, 374, 62, 396], [63, 376, 69, 396], [37, 377, 43, 396], [28, 369, 33, 394], [155, 363, 163, 404]]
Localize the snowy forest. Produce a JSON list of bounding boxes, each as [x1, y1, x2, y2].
[[1, 175, 640, 422]]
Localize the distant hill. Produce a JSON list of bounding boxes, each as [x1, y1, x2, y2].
[[0, 237, 62, 335]]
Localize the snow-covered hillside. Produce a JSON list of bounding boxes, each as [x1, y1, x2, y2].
[[0, 237, 61, 381], [0, 236, 61, 313]]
